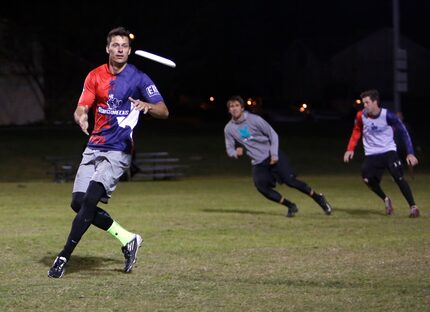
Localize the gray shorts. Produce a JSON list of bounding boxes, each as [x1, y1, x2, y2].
[[73, 147, 132, 203]]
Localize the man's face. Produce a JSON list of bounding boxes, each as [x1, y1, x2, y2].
[[362, 96, 379, 115], [106, 35, 131, 65], [228, 100, 244, 120]]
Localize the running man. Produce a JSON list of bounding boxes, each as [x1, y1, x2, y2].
[[224, 95, 332, 217], [48, 26, 169, 278], [343, 89, 420, 217]]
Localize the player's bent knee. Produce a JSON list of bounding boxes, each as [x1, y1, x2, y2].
[[70, 192, 85, 213], [254, 183, 271, 197], [363, 176, 380, 188]]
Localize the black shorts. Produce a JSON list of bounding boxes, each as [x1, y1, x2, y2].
[[252, 150, 296, 186], [361, 151, 403, 181]]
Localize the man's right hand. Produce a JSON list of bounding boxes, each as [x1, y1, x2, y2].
[[74, 106, 89, 135], [343, 151, 354, 163], [236, 147, 243, 157], [78, 114, 89, 135]]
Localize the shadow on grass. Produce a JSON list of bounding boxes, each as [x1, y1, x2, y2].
[[41, 255, 123, 275], [334, 207, 385, 216], [201, 208, 280, 216]]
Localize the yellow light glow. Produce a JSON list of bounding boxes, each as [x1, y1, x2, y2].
[[355, 99, 361, 104], [299, 107, 305, 113], [209, 96, 215, 102], [247, 100, 252, 105], [302, 103, 307, 108], [129, 33, 135, 40]]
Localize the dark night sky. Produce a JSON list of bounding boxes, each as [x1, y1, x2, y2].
[[6, 1, 429, 54], [2, 1, 430, 110]]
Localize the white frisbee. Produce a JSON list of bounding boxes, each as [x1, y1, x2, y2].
[[135, 50, 176, 68]]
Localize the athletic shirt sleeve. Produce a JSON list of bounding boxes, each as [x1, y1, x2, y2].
[[224, 124, 238, 158], [78, 71, 97, 108], [386, 110, 414, 155], [136, 73, 164, 104], [347, 111, 363, 151]]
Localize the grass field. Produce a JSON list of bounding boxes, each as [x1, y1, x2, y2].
[[0, 122, 429, 311], [0, 175, 429, 311]]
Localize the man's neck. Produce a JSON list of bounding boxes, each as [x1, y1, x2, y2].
[[233, 111, 245, 122], [367, 107, 382, 118], [109, 61, 127, 75]]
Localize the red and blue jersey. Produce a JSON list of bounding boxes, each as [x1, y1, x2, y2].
[[78, 64, 164, 153], [347, 108, 414, 156]]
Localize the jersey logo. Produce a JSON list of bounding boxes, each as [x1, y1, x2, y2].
[[238, 126, 252, 141], [107, 94, 122, 109], [146, 85, 160, 97], [99, 93, 129, 116]]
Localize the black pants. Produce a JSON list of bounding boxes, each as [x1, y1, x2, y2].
[[361, 151, 415, 206], [252, 151, 311, 203]]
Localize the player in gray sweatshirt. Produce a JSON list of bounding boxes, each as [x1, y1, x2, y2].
[[224, 95, 332, 217]]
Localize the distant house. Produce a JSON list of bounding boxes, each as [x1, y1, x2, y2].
[[280, 28, 430, 115], [330, 28, 430, 107]]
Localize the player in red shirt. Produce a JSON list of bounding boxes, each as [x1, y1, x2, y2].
[[48, 27, 169, 278]]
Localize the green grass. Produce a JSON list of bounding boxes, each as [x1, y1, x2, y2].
[[0, 122, 429, 311], [0, 175, 429, 311]]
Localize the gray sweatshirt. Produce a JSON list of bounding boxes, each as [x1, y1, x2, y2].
[[224, 111, 279, 165]]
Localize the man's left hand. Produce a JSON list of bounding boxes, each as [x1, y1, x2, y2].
[[270, 156, 278, 165], [129, 97, 152, 114], [406, 154, 418, 167]]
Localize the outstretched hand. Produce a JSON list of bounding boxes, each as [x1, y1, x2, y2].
[[129, 97, 152, 114]]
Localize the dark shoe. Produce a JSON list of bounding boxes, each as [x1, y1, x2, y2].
[[384, 197, 394, 215], [409, 205, 420, 218], [121, 234, 143, 273], [286, 203, 298, 218], [314, 194, 332, 215], [48, 256, 67, 278]]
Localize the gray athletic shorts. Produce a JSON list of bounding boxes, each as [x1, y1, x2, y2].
[[73, 147, 132, 203]]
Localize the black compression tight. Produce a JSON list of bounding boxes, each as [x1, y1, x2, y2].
[[394, 177, 416, 206], [254, 176, 312, 204], [363, 177, 387, 200], [364, 176, 415, 206], [59, 181, 106, 259], [71, 192, 113, 231]]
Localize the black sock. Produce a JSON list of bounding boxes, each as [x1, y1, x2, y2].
[[311, 192, 321, 200], [281, 198, 296, 208]]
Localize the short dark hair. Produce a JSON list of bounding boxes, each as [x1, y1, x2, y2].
[[226, 95, 245, 108], [106, 26, 132, 46], [360, 89, 380, 106]]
